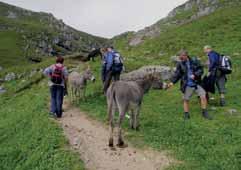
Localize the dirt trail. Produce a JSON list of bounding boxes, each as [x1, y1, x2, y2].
[[60, 100, 172, 170]]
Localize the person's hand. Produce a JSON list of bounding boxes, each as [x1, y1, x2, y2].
[[167, 82, 174, 89], [191, 74, 195, 80], [207, 72, 211, 77]]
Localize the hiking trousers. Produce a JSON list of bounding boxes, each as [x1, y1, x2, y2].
[[216, 73, 226, 94], [103, 71, 120, 93], [50, 85, 64, 118]]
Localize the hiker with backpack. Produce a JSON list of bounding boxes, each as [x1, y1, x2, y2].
[[102, 46, 124, 93], [43, 56, 68, 118], [168, 50, 212, 120], [203, 45, 232, 106]]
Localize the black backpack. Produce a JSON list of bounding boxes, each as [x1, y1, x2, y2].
[[219, 55, 232, 74], [51, 64, 64, 84]]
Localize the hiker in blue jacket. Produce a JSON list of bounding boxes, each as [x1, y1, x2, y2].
[[168, 50, 211, 120], [103, 46, 123, 93], [204, 45, 227, 106]]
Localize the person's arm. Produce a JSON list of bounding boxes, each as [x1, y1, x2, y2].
[[43, 66, 52, 77], [171, 62, 182, 84], [208, 53, 217, 72], [63, 67, 68, 95], [168, 62, 182, 88]]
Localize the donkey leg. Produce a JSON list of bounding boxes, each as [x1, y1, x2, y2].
[[73, 88, 77, 103], [77, 89, 81, 104], [83, 88, 86, 102], [133, 106, 141, 130], [129, 109, 135, 129], [75, 88, 79, 104], [70, 86, 74, 102], [68, 86, 71, 101], [117, 108, 126, 147], [108, 105, 115, 147]]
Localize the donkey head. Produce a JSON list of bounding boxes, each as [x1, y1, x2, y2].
[[146, 68, 169, 90], [84, 67, 96, 82]]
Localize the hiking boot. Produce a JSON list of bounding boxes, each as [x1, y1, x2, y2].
[[202, 110, 212, 120], [49, 112, 57, 118], [184, 112, 190, 120], [220, 98, 226, 107]]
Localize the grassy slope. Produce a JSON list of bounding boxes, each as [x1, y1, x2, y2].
[[76, 4, 241, 170], [0, 16, 53, 68], [0, 61, 85, 170], [0, 2, 108, 68], [0, 31, 24, 67]]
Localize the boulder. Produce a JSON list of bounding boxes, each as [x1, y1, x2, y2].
[[227, 109, 238, 115], [5, 72, 16, 81], [29, 70, 37, 78], [170, 56, 180, 64], [0, 86, 6, 94], [7, 11, 17, 19]]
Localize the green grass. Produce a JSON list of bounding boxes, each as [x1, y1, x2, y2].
[[0, 31, 24, 67], [75, 4, 241, 170], [0, 60, 85, 170], [0, 82, 85, 170], [77, 58, 241, 170], [1, 1, 241, 170]]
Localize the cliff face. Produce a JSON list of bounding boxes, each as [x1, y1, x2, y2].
[[126, 0, 240, 46], [0, 1, 108, 61]]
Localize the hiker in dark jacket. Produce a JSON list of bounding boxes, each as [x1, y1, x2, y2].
[[103, 46, 123, 93], [168, 50, 211, 120], [204, 45, 227, 106], [43, 56, 68, 118], [101, 48, 108, 83]]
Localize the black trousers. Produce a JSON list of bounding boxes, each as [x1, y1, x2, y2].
[[103, 71, 120, 93]]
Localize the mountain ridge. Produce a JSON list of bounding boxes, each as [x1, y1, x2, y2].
[[114, 0, 241, 47]]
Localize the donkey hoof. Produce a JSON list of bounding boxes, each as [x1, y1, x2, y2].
[[109, 138, 114, 147], [117, 139, 127, 148], [135, 126, 140, 131]]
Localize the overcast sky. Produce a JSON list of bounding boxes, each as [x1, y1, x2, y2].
[[2, 0, 187, 38]]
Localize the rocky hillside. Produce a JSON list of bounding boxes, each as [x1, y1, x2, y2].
[[114, 0, 241, 47], [0, 1, 108, 67]]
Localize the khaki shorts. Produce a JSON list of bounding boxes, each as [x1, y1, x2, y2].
[[183, 85, 206, 101]]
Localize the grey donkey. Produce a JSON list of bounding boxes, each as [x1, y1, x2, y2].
[[68, 68, 95, 102], [107, 73, 169, 148]]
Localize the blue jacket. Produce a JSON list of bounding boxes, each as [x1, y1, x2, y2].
[[171, 57, 203, 93], [105, 51, 115, 71], [208, 51, 220, 72]]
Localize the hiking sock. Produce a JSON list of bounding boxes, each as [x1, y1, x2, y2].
[[202, 109, 212, 120], [184, 112, 190, 120]]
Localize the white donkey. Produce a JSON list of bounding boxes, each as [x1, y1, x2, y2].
[[68, 67, 95, 102]]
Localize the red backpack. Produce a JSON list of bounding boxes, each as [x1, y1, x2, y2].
[[50, 64, 64, 84]]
